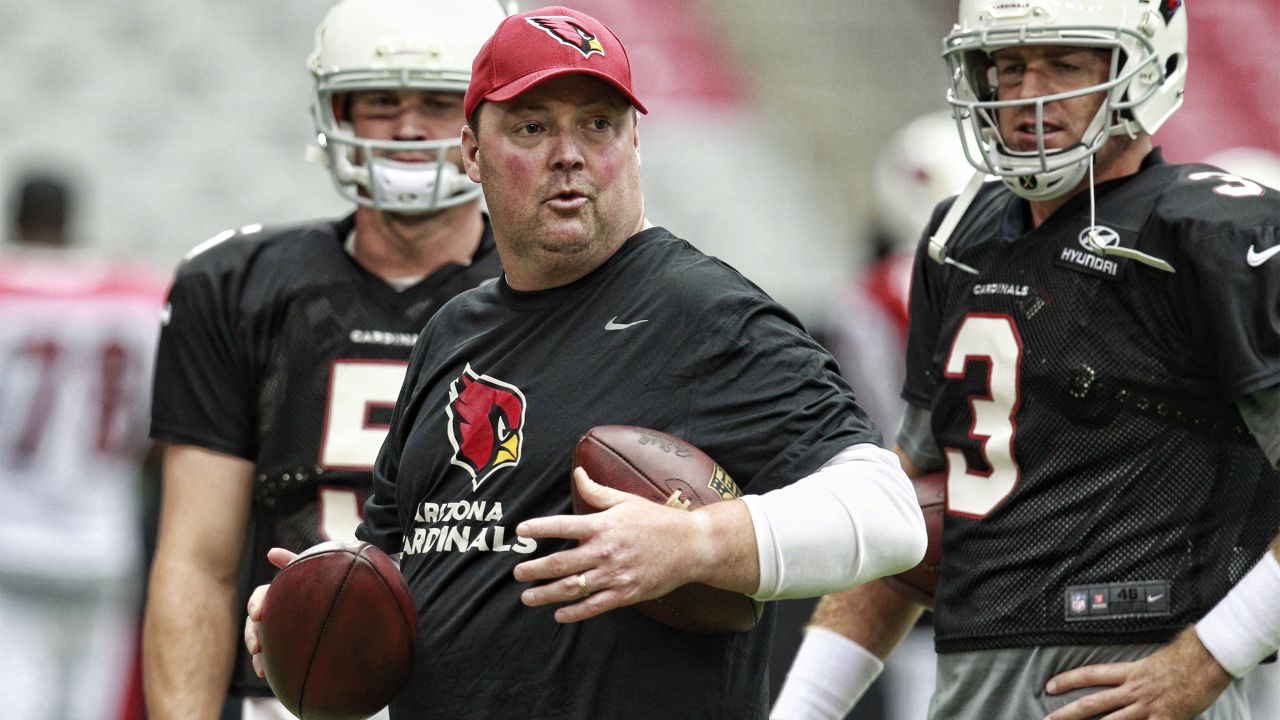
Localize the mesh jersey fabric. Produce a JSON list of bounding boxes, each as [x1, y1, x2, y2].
[[903, 150, 1280, 653], [150, 213, 501, 695]]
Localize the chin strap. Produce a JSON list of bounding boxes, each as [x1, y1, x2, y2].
[[927, 169, 987, 275], [1081, 155, 1175, 273], [931, 159, 1177, 276]]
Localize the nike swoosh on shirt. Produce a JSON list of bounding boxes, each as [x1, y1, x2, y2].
[[1146, 594, 1164, 603], [605, 317, 648, 331], [1246, 244, 1280, 267]]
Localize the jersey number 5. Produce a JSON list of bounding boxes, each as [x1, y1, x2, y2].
[[943, 314, 1023, 518], [318, 360, 408, 470], [317, 360, 408, 540]]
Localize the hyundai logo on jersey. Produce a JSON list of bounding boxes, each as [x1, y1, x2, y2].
[[1053, 225, 1125, 279]]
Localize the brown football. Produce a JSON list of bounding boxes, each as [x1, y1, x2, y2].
[[571, 425, 763, 634], [259, 540, 417, 720], [882, 470, 945, 608]]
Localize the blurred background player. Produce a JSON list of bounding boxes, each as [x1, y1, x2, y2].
[[0, 171, 167, 719], [826, 110, 973, 443], [142, 1, 507, 718], [776, 0, 1280, 718], [769, 111, 972, 720], [835, 111, 970, 720]]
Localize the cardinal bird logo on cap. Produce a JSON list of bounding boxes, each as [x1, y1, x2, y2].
[[526, 16, 605, 58], [446, 364, 528, 490]]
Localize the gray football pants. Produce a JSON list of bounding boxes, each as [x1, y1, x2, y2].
[[928, 644, 1251, 719]]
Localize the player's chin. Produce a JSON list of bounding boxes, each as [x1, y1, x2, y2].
[[534, 219, 595, 250], [535, 236, 595, 259], [385, 208, 437, 224]]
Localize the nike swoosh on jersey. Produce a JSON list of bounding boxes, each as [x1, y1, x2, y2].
[[604, 316, 648, 331], [1246, 244, 1280, 267], [1147, 593, 1164, 603]]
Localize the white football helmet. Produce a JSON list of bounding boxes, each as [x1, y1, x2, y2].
[[874, 111, 974, 252], [308, 0, 507, 214], [944, 0, 1188, 200]]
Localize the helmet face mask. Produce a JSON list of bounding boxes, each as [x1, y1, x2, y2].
[[307, 0, 507, 214], [944, 0, 1188, 201]]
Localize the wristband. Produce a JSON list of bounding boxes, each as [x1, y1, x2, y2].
[[770, 626, 883, 720], [1195, 550, 1280, 678]]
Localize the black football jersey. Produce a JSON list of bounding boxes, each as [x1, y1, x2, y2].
[[357, 227, 880, 719], [904, 150, 1280, 653], [150, 214, 501, 695]]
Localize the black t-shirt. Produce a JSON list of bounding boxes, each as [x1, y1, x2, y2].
[[903, 150, 1280, 653], [150, 214, 501, 696], [358, 227, 880, 719]]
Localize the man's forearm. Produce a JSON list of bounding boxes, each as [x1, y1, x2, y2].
[[143, 559, 240, 720], [811, 578, 926, 657]]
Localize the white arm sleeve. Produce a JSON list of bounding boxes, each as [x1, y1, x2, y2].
[[742, 443, 926, 601]]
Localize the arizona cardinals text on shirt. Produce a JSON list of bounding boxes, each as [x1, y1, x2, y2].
[[403, 499, 537, 555]]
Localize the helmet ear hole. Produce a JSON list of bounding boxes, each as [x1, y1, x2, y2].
[[1164, 53, 1181, 81], [335, 95, 353, 123], [331, 95, 350, 124]]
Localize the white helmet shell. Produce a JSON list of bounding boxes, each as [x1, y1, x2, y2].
[[874, 111, 974, 251], [307, 0, 507, 214], [944, 0, 1188, 200]]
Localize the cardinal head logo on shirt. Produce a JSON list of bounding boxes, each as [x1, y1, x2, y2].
[[446, 364, 527, 490]]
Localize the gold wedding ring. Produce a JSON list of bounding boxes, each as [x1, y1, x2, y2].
[[576, 573, 591, 598]]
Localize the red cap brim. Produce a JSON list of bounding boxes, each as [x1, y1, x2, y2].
[[481, 67, 648, 115]]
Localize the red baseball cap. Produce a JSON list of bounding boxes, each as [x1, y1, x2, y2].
[[465, 6, 648, 122]]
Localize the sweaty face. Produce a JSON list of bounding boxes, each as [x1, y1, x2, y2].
[[989, 46, 1112, 154], [464, 75, 644, 290], [346, 90, 467, 167]]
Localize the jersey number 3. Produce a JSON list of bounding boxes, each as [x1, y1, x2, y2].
[[943, 314, 1023, 518]]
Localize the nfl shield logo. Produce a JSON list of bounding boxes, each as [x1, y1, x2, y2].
[[1070, 592, 1087, 613]]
